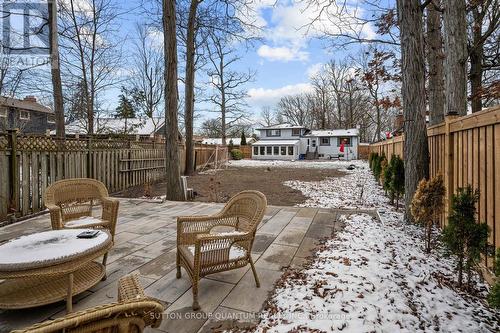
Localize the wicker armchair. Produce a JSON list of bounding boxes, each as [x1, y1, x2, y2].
[[176, 190, 267, 310], [12, 275, 164, 333], [44, 178, 119, 240]]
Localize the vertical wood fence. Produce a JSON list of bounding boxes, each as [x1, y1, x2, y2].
[[371, 105, 500, 269], [0, 133, 227, 223]]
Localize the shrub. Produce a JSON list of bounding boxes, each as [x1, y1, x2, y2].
[[228, 139, 234, 151], [488, 250, 500, 308], [240, 131, 247, 145], [373, 153, 385, 182], [230, 149, 243, 160], [391, 155, 404, 210], [411, 174, 446, 253], [369, 152, 378, 169], [442, 186, 490, 289], [383, 155, 395, 204]]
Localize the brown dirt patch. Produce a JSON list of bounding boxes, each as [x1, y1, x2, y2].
[[114, 166, 345, 206]]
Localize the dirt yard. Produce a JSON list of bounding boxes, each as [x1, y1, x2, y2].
[[114, 166, 345, 206]]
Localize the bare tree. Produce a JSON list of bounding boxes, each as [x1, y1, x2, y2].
[[426, 0, 445, 125], [259, 106, 276, 127], [206, 32, 253, 145], [468, 0, 500, 113], [443, 0, 468, 116], [277, 94, 313, 127], [49, 0, 65, 137], [163, 0, 184, 200], [58, 0, 123, 134], [396, 0, 430, 221], [128, 23, 164, 135]]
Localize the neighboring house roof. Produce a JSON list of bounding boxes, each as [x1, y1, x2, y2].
[[55, 117, 164, 135], [252, 139, 300, 146], [0, 96, 53, 114], [306, 128, 360, 137], [256, 123, 308, 130], [202, 137, 255, 145]]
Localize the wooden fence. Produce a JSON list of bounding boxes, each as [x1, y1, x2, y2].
[[239, 145, 252, 159], [0, 132, 227, 223], [371, 105, 500, 269]]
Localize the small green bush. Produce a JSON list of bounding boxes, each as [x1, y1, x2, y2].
[[373, 153, 385, 182], [240, 131, 247, 145], [230, 149, 243, 160], [383, 155, 395, 203], [391, 155, 404, 210], [442, 186, 490, 289], [369, 152, 378, 169], [488, 250, 500, 308]]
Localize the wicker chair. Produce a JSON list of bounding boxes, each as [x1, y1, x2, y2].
[[176, 190, 267, 310], [44, 178, 119, 240], [12, 275, 164, 333]]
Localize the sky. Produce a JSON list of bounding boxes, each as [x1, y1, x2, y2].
[[96, 0, 381, 130]]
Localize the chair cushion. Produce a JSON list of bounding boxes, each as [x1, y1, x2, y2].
[[64, 216, 109, 228]]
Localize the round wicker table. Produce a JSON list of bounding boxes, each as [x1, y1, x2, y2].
[[0, 229, 112, 313]]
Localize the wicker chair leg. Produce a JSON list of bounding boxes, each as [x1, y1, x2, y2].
[[176, 253, 181, 279], [249, 256, 260, 288], [102, 253, 108, 281], [192, 279, 200, 311]]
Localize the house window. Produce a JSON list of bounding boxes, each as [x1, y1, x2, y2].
[[337, 137, 352, 147], [260, 146, 265, 155], [253, 146, 258, 155], [47, 115, 55, 124], [292, 128, 300, 136], [273, 146, 279, 155], [266, 146, 272, 155], [266, 129, 281, 137], [280, 146, 286, 155], [288, 146, 294, 155], [20, 110, 30, 120], [320, 137, 330, 146], [0, 108, 6, 118], [312, 140, 316, 148]]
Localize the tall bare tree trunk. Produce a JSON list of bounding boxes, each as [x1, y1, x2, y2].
[[183, 0, 199, 176], [163, 0, 184, 201], [470, 7, 484, 113], [426, 0, 445, 125], [397, 0, 430, 222], [443, 0, 468, 116], [49, 0, 65, 137]]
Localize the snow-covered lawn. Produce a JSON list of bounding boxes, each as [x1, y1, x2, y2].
[[228, 159, 500, 332]]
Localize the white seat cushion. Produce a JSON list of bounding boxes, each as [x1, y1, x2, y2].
[[64, 216, 108, 228]]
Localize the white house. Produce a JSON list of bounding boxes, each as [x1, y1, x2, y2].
[[252, 124, 359, 160], [201, 137, 256, 146]]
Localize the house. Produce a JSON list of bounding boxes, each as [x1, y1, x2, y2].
[[58, 117, 166, 139], [0, 96, 55, 134], [252, 124, 359, 160], [201, 137, 256, 146]]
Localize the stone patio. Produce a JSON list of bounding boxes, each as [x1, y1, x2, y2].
[[0, 199, 367, 332]]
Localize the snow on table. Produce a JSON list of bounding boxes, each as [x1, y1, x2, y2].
[[0, 229, 110, 269]]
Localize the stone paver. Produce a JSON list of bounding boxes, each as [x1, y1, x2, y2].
[[0, 199, 353, 332]]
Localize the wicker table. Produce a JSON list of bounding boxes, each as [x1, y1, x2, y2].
[[0, 229, 112, 313]]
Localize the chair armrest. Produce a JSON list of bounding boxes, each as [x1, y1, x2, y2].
[[177, 214, 237, 245], [46, 204, 63, 230], [102, 197, 119, 234], [118, 274, 145, 302]]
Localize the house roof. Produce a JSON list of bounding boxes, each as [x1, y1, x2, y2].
[[252, 139, 300, 146], [256, 123, 307, 130], [0, 96, 53, 114], [306, 128, 360, 137], [201, 137, 255, 145], [55, 117, 165, 135]]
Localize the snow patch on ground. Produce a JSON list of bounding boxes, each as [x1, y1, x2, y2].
[[228, 159, 362, 170], [234, 159, 499, 332], [254, 213, 499, 332]]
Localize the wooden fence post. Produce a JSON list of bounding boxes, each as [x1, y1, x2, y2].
[[7, 129, 19, 218], [443, 115, 458, 226]]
